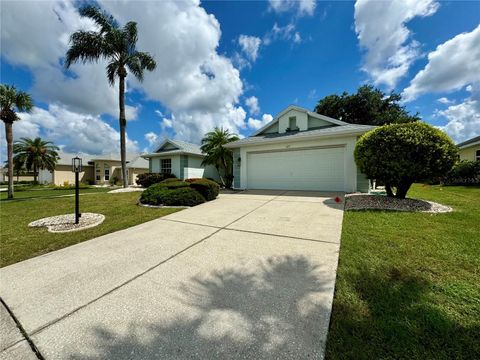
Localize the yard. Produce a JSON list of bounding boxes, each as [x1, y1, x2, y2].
[[0, 190, 180, 267], [326, 184, 480, 359]]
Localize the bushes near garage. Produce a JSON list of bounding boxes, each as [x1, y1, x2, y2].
[[136, 172, 176, 188], [442, 160, 480, 185], [185, 178, 219, 201], [140, 186, 205, 206]]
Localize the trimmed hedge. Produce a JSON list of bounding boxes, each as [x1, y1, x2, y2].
[[140, 186, 205, 206], [442, 160, 480, 185], [186, 178, 219, 201], [136, 172, 176, 188]]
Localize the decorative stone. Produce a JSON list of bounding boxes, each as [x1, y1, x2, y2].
[[345, 194, 452, 213], [28, 213, 105, 233]]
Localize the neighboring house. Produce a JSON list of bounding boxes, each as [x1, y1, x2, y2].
[[142, 139, 219, 180], [224, 105, 375, 192], [38, 152, 148, 185], [457, 135, 480, 161]]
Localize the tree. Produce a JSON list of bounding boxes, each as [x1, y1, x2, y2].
[[354, 122, 458, 198], [65, 6, 156, 188], [13, 137, 59, 183], [314, 85, 419, 125], [0, 84, 33, 199], [200, 128, 239, 188]]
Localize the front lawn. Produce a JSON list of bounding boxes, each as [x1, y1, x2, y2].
[[0, 186, 111, 200], [326, 184, 480, 359], [0, 191, 181, 267]]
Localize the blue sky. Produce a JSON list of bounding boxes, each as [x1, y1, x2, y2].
[[1, 0, 479, 156]]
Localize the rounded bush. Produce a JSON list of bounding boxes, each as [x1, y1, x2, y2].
[[136, 172, 176, 188], [186, 178, 220, 201], [355, 122, 458, 198], [140, 187, 205, 206]]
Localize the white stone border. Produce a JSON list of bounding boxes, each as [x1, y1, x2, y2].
[[28, 213, 105, 233], [137, 202, 190, 209]]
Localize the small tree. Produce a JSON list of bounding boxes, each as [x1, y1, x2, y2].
[[355, 122, 458, 198], [13, 137, 59, 183]]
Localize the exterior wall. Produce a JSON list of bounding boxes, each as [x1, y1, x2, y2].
[[148, 155, 181, 178], [53, 165, 94, 185], [459, 145, 480, 161], [278, 109, 308, 132], [356, 165, 370, 193], [236, 135, 359, 192], [203, 165, 220, 181], [128, 168, 148, 185], [233, 149, 241, 188], [94, 161, 122, 184], [38, 169, 53, 184], [308, 115, 332, 128]]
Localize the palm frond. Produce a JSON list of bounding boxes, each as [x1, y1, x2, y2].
[[65, 31, 105, 68], [79, 5, 117, 33]]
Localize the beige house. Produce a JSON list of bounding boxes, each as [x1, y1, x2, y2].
[[39, 152, 148, 186], [457, 136, 480, 161]]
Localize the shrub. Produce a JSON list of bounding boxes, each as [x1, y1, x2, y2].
[[443, 160, 480, 185], [140, 186, 205, 206], [136, 172, 176, 187], [156, 179, 190, 189], [186, 178, 219, 201], [355, 122, 458, 198]]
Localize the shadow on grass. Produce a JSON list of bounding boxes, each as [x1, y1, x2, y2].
[[326, 266, 480, 359], [69, 255, 333, 360]]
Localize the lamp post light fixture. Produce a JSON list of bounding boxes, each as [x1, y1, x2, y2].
[[72, 156, 82, 224]]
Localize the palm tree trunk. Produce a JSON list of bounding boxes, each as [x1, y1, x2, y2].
[[4, 122, 14, 199], [118, 72, 128, 188], [33, 163, 38, 183]]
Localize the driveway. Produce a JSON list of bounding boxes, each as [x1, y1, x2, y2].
[[0, 190, 344, 360]]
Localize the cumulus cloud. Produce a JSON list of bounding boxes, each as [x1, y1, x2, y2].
[[248, 114, 274, 130], [354, 0, 439, 88], [264, 23, 302, 45], [144, 132, 159, 147], [238, 35, 262, 61], [437, 97, 455, 105], [403, 25, 480, 101], [245, 96, 260, 115], [269, 0, 316, 17]]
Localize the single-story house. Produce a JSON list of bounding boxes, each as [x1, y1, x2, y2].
[[224, 105, 375, 192], [38, 152, 148, 186], [142, 139, 219, 180], [457, 135, 480, 161]]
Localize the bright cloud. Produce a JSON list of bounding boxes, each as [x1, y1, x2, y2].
[[403, 25, 480, 101], [144, 132, 159, 147], [354, 0, 439, 88], [437, 97, 455, 105], [269, 0, 316, 17], [245, 96, 260, 115], [264, 23, 302, 45], [248, 114, 274, 130], [238, 35, 262, 61]]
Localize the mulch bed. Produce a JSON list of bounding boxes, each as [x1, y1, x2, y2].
[[345, 194, 452, 213]]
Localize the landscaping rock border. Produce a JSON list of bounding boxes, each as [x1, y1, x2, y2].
[[108, 187, 144, 194], [137, 202, 190, 209], [28, 213, 105, 233], [345, 194, 452, 213]]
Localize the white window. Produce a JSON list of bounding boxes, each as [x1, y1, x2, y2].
[[104, 169, 110, 181], [161, 159, 171, 173]]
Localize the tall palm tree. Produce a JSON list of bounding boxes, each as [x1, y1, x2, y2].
[[200, 127, 239, 188], [65, 6, 156, 188], [0, 84, 33, 198], [13, 137, 59, 183]]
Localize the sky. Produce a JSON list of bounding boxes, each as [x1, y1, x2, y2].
[[1, 0, 479, 157]]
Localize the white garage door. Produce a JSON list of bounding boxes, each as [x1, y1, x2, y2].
[[247, 147, 345, 191]]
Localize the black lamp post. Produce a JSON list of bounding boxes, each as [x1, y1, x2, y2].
[[72, 157, 82, 224]]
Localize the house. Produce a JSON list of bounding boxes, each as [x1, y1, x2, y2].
[[457, 135, 480, 161], [224, 105, 376, 192], [142, 139, 219, 180], [38, 152, 148, 186]]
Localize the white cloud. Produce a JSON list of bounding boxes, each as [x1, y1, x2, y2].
[[8, 105, 139, 155], [269, 0, 316, 17], [354, 0, 439, 88], [437, 97, 455, 105], [144, 132, 159, 147], [264, 23, 302, 45], [238, 35, 262, 61], [403, 25, 480, 101], [245, 96, 260, 115], [248, 114, 274, 130], [437, 85, 480, 143]]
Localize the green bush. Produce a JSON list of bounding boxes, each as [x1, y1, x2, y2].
[[186, 178, 219, 201], [140, 186, 205, 206], [443, 160, 480, 185], [156, 179, 190, 189], [355, 122, 458, 198], [136, 172, 176, 187]]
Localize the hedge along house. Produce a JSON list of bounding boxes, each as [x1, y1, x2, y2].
[[224, 105, 375, 192], [142, 139, 220, 180]]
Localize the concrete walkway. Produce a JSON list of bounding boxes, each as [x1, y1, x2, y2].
[[0, 190, 344, 360]]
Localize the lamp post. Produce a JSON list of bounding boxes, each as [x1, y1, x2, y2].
[[72, 157, 82, 224]]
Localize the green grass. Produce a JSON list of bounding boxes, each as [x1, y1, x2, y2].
[[0, 187, 111, 200], [326, 184, 480, 360], [0, 191, 181, 267]]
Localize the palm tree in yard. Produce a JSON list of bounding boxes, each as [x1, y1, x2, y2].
[[0, 84, 33, 199], [65, 6, 156, 188], [13, 137, 59, 184], [200, 127, 239, 188]]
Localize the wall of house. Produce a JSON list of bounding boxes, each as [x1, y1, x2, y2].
[[38, 169, 53, 184], [54, 165, 94, 185], [459, 145, 480, 161], [149, 155, 181, 178], [128, 168, 148, 185], [236, 135, 360, 192]]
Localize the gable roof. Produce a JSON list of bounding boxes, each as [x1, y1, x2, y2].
[[457, 135, 480, 148], [252, 105, 349, 136], [144, 139, 204, 158], [127, 155, 149, 169]]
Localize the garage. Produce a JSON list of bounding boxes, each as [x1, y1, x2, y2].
[[246, 146, 345, 191]]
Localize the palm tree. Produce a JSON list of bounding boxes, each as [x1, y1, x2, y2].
[[200, 128, 239, 188], [65, 6, 156, 188], [0, 84, 33, 198], [13, 137, 59, 183]]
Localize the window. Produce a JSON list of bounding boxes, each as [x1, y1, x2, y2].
[[104, 169, 110, 181], [161, 159, 171, 173], [96, 175, 101, 181], [288, 116, 298, 131], [476, 150, 480, 161]]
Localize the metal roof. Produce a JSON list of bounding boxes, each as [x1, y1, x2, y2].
[[150, 138, 204, 156]]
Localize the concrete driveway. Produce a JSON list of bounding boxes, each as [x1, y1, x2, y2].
[[0, 190, 344, 360]]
